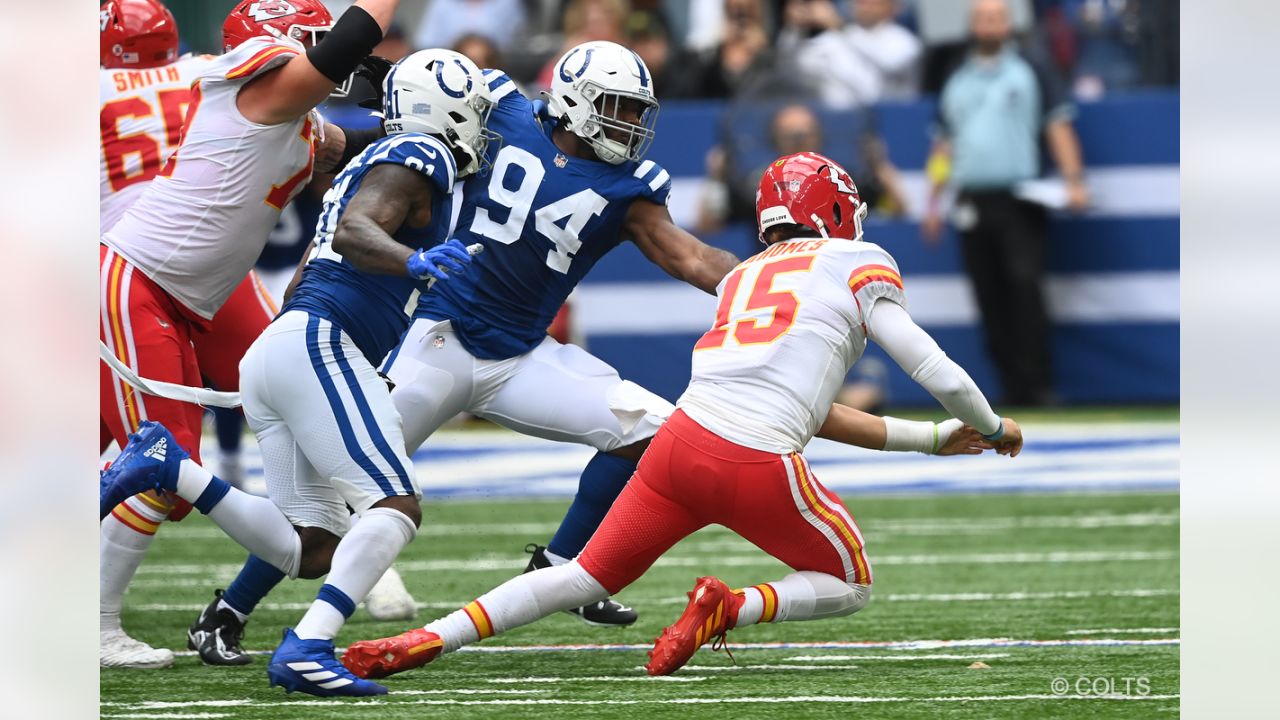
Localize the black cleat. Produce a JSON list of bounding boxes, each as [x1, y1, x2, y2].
[[187, 590, 252, 666], [524, 544, 638, 627]]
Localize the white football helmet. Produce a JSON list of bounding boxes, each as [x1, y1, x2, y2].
[[380, 49, 500, 177], [544, 40, 660, 165]]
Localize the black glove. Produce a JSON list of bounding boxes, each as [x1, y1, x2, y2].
[[355, 55, 394, 110]]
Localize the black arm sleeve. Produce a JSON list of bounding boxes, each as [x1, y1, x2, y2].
[[306, 5, 383, 84], [337, 126, 385, 167]]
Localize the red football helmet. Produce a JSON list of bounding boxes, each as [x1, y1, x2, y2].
[[100, 0, 179, 69], [222, 0, 335, 53], [755, 151, 868, 245]]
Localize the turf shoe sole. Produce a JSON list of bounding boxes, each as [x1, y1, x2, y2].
[[100, 421, 187, 519]]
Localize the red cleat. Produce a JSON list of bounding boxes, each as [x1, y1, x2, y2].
[[645, 576, 744, 676], [341, 628, 444, 680]]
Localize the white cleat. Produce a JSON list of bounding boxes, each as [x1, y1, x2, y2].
[[363, 567, 418, 621], [100, 628, 175, 669]]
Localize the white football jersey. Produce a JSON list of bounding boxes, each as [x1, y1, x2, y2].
[[99, 55, 212, 232], [102, 37, 319, 320], [678, 238, 907, 454]]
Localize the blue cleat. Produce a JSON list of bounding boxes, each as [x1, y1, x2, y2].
[[267, 628, 388, 697], [100, 421, 188, 520]]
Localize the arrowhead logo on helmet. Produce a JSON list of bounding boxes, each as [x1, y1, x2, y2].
[[247, 0, 299, 22]]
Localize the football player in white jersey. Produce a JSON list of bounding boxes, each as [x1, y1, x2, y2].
[[98, 0, 401, 667], [97, 0, 280, 671], [103, 49, 495, 697], [338, 153, 1020, 681]]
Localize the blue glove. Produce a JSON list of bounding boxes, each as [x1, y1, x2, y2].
[[406, 239, 472, 281], [530, 98, 551, 120]]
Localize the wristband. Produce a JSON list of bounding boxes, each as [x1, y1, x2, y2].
[[882, 417, 937, 454], [982, 421, 1005, 442], [306, 6, 383, 84]]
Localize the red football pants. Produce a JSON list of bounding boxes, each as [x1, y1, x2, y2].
[[578, 409, 872, 595], [100, 245, 274, 517]]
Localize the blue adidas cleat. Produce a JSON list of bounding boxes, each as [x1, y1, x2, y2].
[[100, 421, 188, 520], [267, 628, 388, 697]]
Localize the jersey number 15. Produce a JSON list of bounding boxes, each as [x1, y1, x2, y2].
[[694, 255, 816, 351]]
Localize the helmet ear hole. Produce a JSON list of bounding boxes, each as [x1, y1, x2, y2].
[[832, 202, 843, 226], [562, 95, 578, 108], [448, 111, 467, 124]]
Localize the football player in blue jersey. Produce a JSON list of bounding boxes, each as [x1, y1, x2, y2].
[[382, 40, 740, 625], [100, 49, 495, 696], [181, 41, 740, 650]]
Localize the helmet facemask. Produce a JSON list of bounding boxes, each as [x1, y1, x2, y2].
[[445, 92, 502, 177], [572, 81, 659, 165]]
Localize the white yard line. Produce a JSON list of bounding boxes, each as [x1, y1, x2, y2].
[[482, 676, 708, 683], [156, 511, 1178, 542], [168, 636, 1178, 659], [103, 693, 1180, 711], [783, 653, 1011, 661], [134, 549, 1176, 577], [1065, 627, 1179, 635], [137, 587, 1178, 613]]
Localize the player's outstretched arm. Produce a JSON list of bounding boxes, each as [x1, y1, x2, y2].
[[332, 164, 434, 276], [816, 403, 992, 455], [865, 298, 1023, 457], [237, 0, 398, 126], [315, 123, 385, 174], [625, 199, 739, 295]]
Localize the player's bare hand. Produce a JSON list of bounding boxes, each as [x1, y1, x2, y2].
[[990, 418, 1024, 457], [936, 423, 993, 456]]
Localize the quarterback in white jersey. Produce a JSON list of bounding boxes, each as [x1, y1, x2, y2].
[[338, 153, 1016, 683]]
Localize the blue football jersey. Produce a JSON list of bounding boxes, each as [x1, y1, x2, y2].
[[415, 70, 672, 360], [282, 132, 459, 365]]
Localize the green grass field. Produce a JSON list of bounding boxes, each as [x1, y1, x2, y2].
[[101, 489, 1179, 718]]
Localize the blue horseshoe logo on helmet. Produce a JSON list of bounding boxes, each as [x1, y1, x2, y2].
[[435, 58, 473, 99], [558, 47, 595, 83]]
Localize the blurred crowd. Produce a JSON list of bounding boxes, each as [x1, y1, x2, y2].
[[317, 0, 1176, 103]]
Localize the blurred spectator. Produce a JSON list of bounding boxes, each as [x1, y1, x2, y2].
[[454, 32, 503, 69], [922, 0, 1088, 406], [372, 22, 412, 62], [535, 0, 630, 90], [780, 0, 923, 108], [625, 8, 699, 98], [413, 0, 527, 52], [683, 0, 775, 99], [697, 103, 907, 234], [1062, 0, 1140, 98]]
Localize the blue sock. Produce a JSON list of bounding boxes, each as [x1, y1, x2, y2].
[[212, 406, 243, 453], [221, 554, 286, 617], [547, 452, 637, 559]]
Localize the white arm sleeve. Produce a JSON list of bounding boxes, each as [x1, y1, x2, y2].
[[865, 298, 1002, 436]]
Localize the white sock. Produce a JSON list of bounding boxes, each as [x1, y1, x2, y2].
[[735, 572, 870, 627], [424, 560, 607, 653], [101, 495, 168, 633], [173, 459, 301, 577], [216, 599, 249, 624], [294, 507, 417, 641]]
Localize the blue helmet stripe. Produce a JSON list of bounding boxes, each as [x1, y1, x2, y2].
[[630, 50, 649, 88]]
